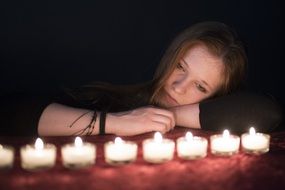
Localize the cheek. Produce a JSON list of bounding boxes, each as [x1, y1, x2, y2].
[[182, 87, 211, 104], [165, 71, 184, 86], [164, 74, 176, 88]]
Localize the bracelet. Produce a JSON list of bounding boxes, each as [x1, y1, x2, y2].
[[70, 110, 97, 136], [99, 111, 107, 135], [86, 110, 97, 135]]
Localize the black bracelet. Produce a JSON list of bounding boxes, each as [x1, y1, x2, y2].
[[99, 112, 107, 135], [70, 110, 97, 136]]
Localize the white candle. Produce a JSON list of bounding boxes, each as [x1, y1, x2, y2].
[[210, 130, 240, 156], [20, 138, 56, 171], [177, 132, 208, 159], [241, 127, 270, 154], [61, 137, 96, 169], [0, 144, 14, 169], [104, 137, 138, 165], [143, 132, 175, 163]]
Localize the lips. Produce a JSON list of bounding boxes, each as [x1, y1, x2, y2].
[[165, 92, 179, 106]]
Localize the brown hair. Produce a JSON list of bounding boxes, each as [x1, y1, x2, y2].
[[150, 21, 248, 104], [70, 21, 247, 111]]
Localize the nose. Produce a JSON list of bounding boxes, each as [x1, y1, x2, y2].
[[172, 77, 188, 95]]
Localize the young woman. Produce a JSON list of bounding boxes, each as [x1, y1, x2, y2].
[[1, 21, 283, 136]]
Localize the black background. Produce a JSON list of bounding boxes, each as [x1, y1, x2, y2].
[[1, 0, 284, 111]]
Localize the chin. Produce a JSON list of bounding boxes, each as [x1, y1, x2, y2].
[[158, 99, 177, 108], [155, 98, 169, 108], [157, 102, 169, 108], [155, 91, 179, 108]]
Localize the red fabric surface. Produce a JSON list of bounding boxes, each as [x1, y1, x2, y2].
[[1, 127, 285, 190]]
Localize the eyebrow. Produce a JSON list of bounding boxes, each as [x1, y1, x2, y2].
[[181, 59, 189, 68], [181, 58, 213, 91]]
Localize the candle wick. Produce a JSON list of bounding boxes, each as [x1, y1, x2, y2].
[[115, 137, 123, 144], [185, 132, 193, 141], [154, 132, 163, 143], [223, 130, 230, 138], [75, 137, 83, 147], [249, 127, 256, 135]]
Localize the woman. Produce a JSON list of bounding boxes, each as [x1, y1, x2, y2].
[[1, 21, 283, 136]]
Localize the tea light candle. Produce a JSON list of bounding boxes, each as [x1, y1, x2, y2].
[[210, 130, 240, 156], [104, 137, 138, 165], [0, 144, 15, 169], [20, 138, 56, 171], [176, 132, 208, 159], [241, 127, 270, 154], [61, 137, 96, 169], [143, 132, 175, 163]]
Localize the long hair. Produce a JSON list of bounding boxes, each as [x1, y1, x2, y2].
[[63, 81, 153, 112], [68, 21, 247, 111]]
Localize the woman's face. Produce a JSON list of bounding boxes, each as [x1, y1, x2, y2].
[[160, 44, 225, 107]]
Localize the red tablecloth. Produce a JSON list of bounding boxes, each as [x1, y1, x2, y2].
[[1, 127, 285, 190]]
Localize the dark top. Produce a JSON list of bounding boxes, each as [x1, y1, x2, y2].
[[199, 92, 283, 133], [0, 91, 283, 136]]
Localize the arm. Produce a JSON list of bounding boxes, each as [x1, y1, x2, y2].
[[38, 103, 175, 136], [169, 103, 201, 129], [170, 92, 283, 133], [0, 92, 175, 136]]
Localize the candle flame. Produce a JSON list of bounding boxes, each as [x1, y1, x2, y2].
[[114, 137, 123, 144], [185, 132, 193, 141], [223, 130, 230, 138], [35, 138, 44, 150], [249, 127, 256, 135], [154, 132, 163, 143], [75, 137, 83, 147]]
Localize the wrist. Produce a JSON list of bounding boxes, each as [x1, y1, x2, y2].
[[105, 112, 118, 134], [168, 107, 178, 124]]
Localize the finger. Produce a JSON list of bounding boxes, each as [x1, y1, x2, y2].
[[150, 108, 175, 129], [150, 121, 169, 134], [151, 114, 172, 131]]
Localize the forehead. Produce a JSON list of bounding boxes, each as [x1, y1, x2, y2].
[[182, 44, 225, 90]]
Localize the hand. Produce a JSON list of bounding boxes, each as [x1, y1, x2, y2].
[[106, 106, 176, 136]]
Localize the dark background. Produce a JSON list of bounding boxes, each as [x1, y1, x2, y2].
[[0, 0, 284, 110]]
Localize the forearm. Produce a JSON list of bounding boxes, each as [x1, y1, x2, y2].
[[169, 103, 201, 129], [199, 92, 283, 133], [170, 92, 283, 133], [38, 103, 116, 136], [38, 103, 175, 136]]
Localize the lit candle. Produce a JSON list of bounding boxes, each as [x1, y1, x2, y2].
[[176, 132, 208, 160], [0, 144, 14, 170], [20, 138, 56, 171], [241, 127, 270, 154], [61, 137, 96, 169], [143, 132, 175, 163], [104, 137, 138, 165], [210, 130, 240, 156]]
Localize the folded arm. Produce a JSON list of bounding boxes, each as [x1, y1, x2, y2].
[[169, 92, 283, 133]]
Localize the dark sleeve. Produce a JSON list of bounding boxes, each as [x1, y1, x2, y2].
[[199, 92, 283, 134], [0, 93, 52, 136]]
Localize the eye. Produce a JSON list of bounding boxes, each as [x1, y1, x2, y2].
[[176, 62, 186, 72], [196, 83, 207, 93]]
